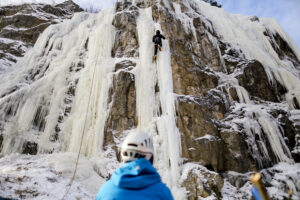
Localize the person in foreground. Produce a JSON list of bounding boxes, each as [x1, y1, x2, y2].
[[95, 131, 174, 200]]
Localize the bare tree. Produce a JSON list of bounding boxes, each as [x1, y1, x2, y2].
[[85, 5, 101, 13]]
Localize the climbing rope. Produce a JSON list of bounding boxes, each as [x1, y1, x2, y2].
[[61, 40, 101, 200]]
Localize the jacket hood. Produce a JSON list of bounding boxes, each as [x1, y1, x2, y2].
[[111, 158, 161, 189]]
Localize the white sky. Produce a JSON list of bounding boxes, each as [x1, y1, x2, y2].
[[0, 0, 116, 10]]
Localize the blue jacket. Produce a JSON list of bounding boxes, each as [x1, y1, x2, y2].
[[95, 158, 174, 200]]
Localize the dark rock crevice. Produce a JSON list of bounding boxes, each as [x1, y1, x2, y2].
[[112, 2, 139, 58], [104, 61, 137, 153], [264, 30, 300, 66], [237, 61, 287, 102]]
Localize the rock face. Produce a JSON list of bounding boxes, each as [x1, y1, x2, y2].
[[153, 1, 299, 198], [182, 164, 224, 199], [0, 0, 83, 71], [106, 0, 300, 198], [0, 0, 300, 199], [104, 60, 138, 150], [237, 61, 286, 102], [112, 2, 139, 57]]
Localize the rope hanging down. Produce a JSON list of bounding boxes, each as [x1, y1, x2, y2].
[[61, 41, 101, 200], [62, 1, 162, 197]]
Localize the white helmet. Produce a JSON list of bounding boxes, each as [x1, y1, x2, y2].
[[121, 131, 154, 163]]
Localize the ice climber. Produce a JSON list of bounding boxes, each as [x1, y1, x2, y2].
[[152, 30, 165, 62], [95, 131, 174, 200]]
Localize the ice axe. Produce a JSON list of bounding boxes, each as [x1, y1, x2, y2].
[[250, 173, 271, 200]]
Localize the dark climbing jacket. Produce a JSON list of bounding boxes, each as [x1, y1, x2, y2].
[[152, 32, 165, 47], [153, 31, 165, 56], [95, 158, 174, 200]]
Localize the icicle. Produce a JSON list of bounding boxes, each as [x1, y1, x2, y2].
[[257, 110, 293, 163], [218, 70, 293, 165]]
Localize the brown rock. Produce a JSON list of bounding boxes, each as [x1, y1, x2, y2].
[[237, 61, 287, 102], [270, 109, 300, 162], [104, 60, 138, 150], [55, 0, 84, 13], [22, 142, 38, 155], [220, 131, 256, 172], [264, 30, 300, 67], [182, 164, 224, 199], [177, 95, 227, 171], [112, 4, 139, 58]]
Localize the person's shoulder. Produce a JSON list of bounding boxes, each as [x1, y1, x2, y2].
[[150, 182, 174, 199], [95, 180, 116, 199]]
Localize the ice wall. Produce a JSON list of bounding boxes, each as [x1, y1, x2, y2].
[[0, 12, 93, 155], [0, 7, 117, 157], [134, 4, 184, 196], [63, 7, 116, 158], [0, 2, 184, 198]]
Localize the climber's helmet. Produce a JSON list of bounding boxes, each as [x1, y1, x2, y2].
[[120, 131, 154, 163], [156, 30, 160, 35]]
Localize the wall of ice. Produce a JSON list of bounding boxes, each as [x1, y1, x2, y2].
[[0, 1, 184, 197]]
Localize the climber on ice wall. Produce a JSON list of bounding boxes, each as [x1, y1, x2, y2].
[[152, 30, 165, 62], [95, 131, 174, 200]]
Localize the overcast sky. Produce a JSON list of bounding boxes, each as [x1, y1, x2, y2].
[[1, 0, 299, 49], [0, 0, 116, 10]]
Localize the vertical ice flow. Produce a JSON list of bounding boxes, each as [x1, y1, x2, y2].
[[65, 8, 116, 157], [136, 7, 183, 195], [0, 13, 93, 155], [0, 7, 116, 158], [219, 71, 293, 164]]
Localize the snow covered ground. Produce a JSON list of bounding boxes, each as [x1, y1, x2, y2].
[[0, 153, 105, 199], [1, 153, 299, 199]]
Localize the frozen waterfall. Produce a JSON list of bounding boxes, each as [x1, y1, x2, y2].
[[0, 3, 184, 199]]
